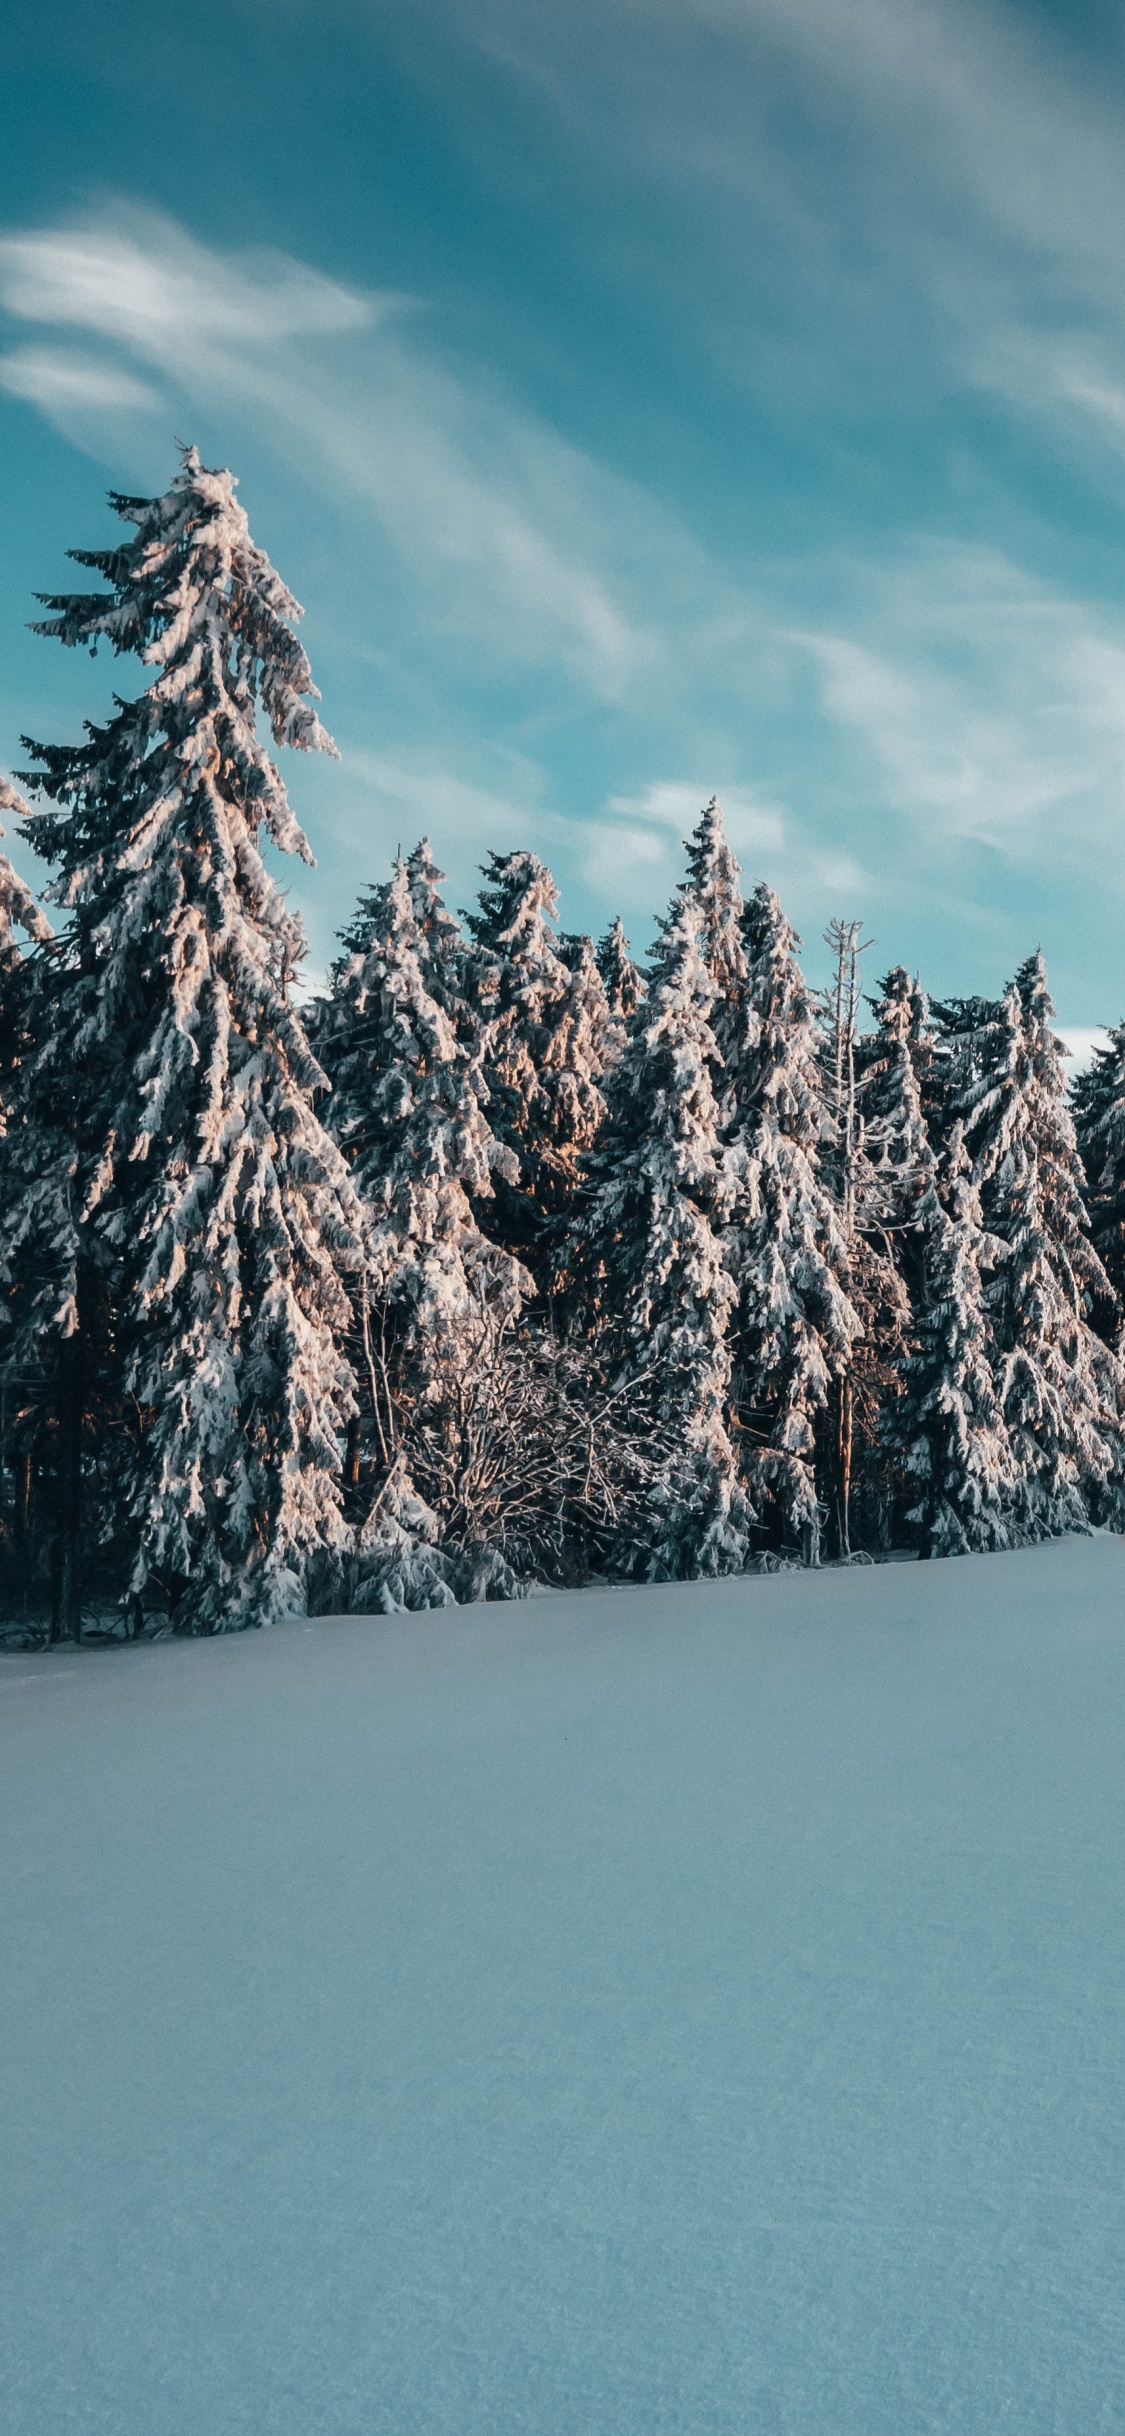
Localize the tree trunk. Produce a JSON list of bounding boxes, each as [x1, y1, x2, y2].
[[51, 1324, 83, 1643]]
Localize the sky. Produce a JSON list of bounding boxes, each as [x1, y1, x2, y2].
[[3, 0, 1125, 1042]]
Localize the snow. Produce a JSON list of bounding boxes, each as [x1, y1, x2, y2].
[[3, 1537, 1124, 2434]]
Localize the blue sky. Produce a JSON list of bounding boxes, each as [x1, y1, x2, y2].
[[4, 0, 1125, 1041]]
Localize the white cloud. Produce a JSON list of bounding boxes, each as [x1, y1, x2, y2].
[[5, 140, 1125, 958], [0, 347, 159, 412], [787, 546, 1125, 870], [291, 364, 651, 694], [326, 750, 560, 906], [696, 0, 1125, 296], [0, 203, 660, 701], [339, 749, 548, 860], [603, 781, 785, 853], [436, 0, 1125, 472], [571, 779, 872, 920], [0, 214, 376, 356], [577, 816, 678, 910], [1055, 1024, 1112, 1072]]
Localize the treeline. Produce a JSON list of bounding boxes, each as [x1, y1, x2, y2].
[[1, 447, 1124, 1640]]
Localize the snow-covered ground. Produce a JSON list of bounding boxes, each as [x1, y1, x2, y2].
[[3, 1539, 1124, 2435]]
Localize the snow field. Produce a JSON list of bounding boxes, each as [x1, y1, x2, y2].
[[2, 1535, 1124, 2433]]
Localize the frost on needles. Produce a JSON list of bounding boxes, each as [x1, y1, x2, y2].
[[4, 449, 364, 1635]]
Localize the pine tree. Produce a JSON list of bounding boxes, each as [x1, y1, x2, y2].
[[723, 884, 858, 1562], [595, 916, 644, 1032], [316, 850, 529, 1463], [860, 968, 935, 1244], [678, 797, 747, 1039], [579, 892, 751, 1580], [898, 1123, 1015, 1555], [1072, 1019, 1125, 1329], [852, 966, 939, 1538], [930, 993, 994, 1121], [466, 850, 611, 1273], [405, 834, 466, 987], [540, 931, 614, 1216], [949, 955, 1123, 1537], [9, 447, 365, 1634]]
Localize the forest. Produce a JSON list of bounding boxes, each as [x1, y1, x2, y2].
[[1, 445, 1124, 1640]]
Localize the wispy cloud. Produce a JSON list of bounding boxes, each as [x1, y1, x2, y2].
[[567, 780, 871, 926], [787, 544, 1125, 878], [0, 346, 159, 413], [429, 0, 1125, 454], [336, 748, 553, 873], [0, 214, 375, 352], [0, 203, 662, 700], [6, 68, 1125, 998]]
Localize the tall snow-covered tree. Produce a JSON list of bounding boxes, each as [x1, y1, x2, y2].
[[466, 850, 611, 1271], [542, 931, 614, 1201], [930, 993, 994, 1124], [860, 967, 936, 1246], [578, 892, 751, 1580], [1072, 1018, 1125, 1330], [897, 1123, 1015, 1556], [316, 851, 529, 1455], [851, 966, 940, 1533], [405, 834, 466, 991], [596, 916, 644, 1032], [949, 955, 1123, 1537], [722, 884, 858, 1561], [678, 797, 747, 1042], [9, 447, 365, 1635]]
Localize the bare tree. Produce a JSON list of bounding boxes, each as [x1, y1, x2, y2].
[[404, 1309, 681, 1587]]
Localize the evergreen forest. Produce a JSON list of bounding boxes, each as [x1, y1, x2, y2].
[[3, 449, 1125, 1639]]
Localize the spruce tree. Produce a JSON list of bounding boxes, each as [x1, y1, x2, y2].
[[595, 916, 644, 1031], [317, 851, 529, 1454], [9, 447, 365, 1634], [860, 968, 935, 1246], [678, 797, 747, 1037], [852, 966, 939, 1538], [540, 932, 613, 1216], [898, 1123, 1015, 1555], [1073, 1019, 1125, 1328], [466, 850, 611, 1273], [949, 955, 1123, 1536], [405, 834, 466, 986], [579, 892, 751, 1580], [722, 884, 858, 1561]]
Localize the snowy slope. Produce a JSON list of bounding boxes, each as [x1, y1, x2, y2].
[[2, 1539, 1124, 2435]]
